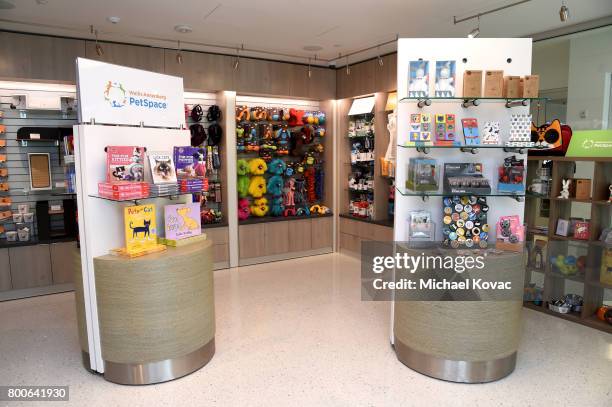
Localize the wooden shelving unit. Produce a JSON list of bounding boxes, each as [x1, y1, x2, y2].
[[524, 155, 611, 334]]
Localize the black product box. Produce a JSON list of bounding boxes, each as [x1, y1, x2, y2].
[[443, 163, 491, 195]]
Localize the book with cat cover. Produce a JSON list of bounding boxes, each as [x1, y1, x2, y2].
[[461, 118, 480, 146], [164, 203, 202, 241], [148, 151, 177, 184], [173, 146, 207, 178], [124, 204, 158, 254], [106, 146, 145, 182]]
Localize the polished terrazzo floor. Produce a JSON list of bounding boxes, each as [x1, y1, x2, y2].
[[0, 253, 610, 406]]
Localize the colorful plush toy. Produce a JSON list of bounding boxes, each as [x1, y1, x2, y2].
[[238, 198, 250, 220], [276, 125, 291, 155], [250, 197, 269, 217], [303, 111, 315, 125], [237, 175, 250, 198], [270, 196, 284, 217], [269, 108, 281, 121], [236, 105, 250, 122], [237, 159, 250, 176], [267, 158, 286, 175], [236, 125, 247, 152], [248, 176, 266, 198], [246, 126, 259, 151], [288, 108, 305, 127], [316, 111, 326, 125], [267, 175, 284, 197], [281, 109, 290, 122], [249, 158, 267, 175], [314, 126, 325, 138]]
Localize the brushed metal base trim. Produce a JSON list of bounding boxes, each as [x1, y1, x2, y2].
[[103, 338, 215, 385], [394, 338, 516, 383]]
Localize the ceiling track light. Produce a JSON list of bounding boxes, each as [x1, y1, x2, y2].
[[454, 0, 530, 38], [560, 1, 569, 22], [176, 40, 183, 64], [345, 55, 350, 76], [308, 57, 312, 78], [233, 44, 243, 70], [468, 15, 481, 38], [91, 25, 104, 56]]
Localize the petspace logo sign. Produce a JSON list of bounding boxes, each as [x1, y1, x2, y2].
[[566, 130, 612, 157], [77, 58, 183, 128]]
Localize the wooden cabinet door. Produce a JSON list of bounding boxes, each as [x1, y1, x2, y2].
[[50, 241, 78, 284], [288, 219, 312, 252], [311, 217, 333, 249], [0, 249, 11, 291], [9, 245, 52, 289], [264, 221, 289, 255], [239, 224, 266, 259], [85, 41, 164, 73]]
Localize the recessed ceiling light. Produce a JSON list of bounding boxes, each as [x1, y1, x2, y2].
[[0, 0, 15, 10], [174, 24, 193, 34], [303, 45, 323, 52], [107, 16, 120, 24]]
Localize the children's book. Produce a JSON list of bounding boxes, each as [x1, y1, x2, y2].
[[124, 204, 158, 254], [106, 146, 145, 182], [173, 147, 207, 178], [408, 60, 429, 98], [164, 203, 202, 241], [148, 151, 177, 184], [461, 118, 480, 146], [434, 60, 456, 97]]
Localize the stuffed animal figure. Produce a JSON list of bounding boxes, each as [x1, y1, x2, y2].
[[236, 125, 247, 152], [250, 197, 269, 217], [276, 126, 291, 155], [558, 179, 571, 199], [236, 105, 250, 122], [270, 197, 284, 217], [288, 108, 305, 127], [283, 178, 296, 207], [238, 198, 250, 220], [194, 150, 207, 177], [249, 158, 267, 175], [246, 126, 259, 152], [314, 126, 325, 138], [248, 176, 267, 198], [316, 111, 326, 125], [303, 111, 315, 125], [267, 175, 284, 197], [237, 159, 250, 176], [237, 175, 250, 198], [268, 108, 280, 121], [267, 158, 286, 175]]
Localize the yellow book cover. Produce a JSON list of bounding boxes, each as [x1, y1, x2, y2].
[[124, 204, 157, 254]]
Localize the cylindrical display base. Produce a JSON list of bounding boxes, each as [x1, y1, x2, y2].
[[94, 241, 215, 385]]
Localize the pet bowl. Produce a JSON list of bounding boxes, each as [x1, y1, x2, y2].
[[23, 213, 34, 223], [6, 231, 17, 242], [17, 228, 29, 242], [18, 204, 29, 214], [12, 213, 23, 223]]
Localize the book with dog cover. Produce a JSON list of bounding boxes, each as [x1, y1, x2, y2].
[[106, 146, 145, 182], [124, 204, 158, 254], [148, 151, 177, 184], [163, 203, 201, 241]]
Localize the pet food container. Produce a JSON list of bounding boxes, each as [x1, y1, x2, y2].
[[6, 231, 17, 242], [12, 213, 23, 223], [23, 213, 34, 223], [17, 228, 29, 242], [18, 204, 29, 214]]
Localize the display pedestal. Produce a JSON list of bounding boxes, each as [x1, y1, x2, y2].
[[93, 240, 215, 385]]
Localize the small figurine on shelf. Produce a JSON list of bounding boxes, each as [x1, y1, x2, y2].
[[558, 179, 571, 199]]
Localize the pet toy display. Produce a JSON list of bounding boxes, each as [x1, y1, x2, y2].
[[250, 197, 269, 217], [443, 163, 491, 195], [248, 176, 267, 198], [498, 155, 525, 193], [529, 119, 572, 156], [442, 195, 490, 249]]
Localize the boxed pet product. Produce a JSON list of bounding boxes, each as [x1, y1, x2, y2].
[[462, 70, 482, 98], [503, 76, 521, 98], [569, 178, 591, 200], [443, 163, 491, 195], [406, 157, 439, 191], [521, 75, 540, 98], [484, 71, 504, 97]]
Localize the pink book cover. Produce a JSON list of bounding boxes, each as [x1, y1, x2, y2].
[[106, 146, 145, 182], [164, 203, 202, 241]]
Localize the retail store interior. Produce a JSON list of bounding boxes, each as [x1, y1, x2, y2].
[[0, 1, 611, 406]]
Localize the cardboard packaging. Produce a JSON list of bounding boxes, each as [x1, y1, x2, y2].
[[570, 178, 591, 200], [462, 70, 482, 98], [503, 76, 521, 98], [484, 71, 504, 97], [521, 75, 540, 98]]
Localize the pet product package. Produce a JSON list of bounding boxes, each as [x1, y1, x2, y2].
[[106, 146, 145, 182], [434, 61, 455, 97], [408, 60, 429, 98], [148, 151, 177, 184], [173, 146, 206, 178], [164, 203, 202, 241], [408, 210, 435, 240]]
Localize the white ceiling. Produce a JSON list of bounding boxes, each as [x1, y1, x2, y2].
[[1, 0, 612, 66]]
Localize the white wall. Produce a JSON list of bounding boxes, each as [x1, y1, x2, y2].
[[566, 26, 612, 130]]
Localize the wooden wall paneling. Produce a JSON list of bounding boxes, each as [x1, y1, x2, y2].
[[239, 223, 265, 259], [264, 221, 290, 255], [311, 217, 332, 249], [0, 248, 11, 291], [337, 59, 376, 99], [309, 67, 336, 100], [233, 57, 271, 95], [339, 232, 362, 254], [213, 244, 229, 263], [0, 31, 85, 81], [84, 41, 164, 73], [288, 64, 310, 98], [9, 244, 52, 289], [289, 219, 312, 252], [375, 53, 398, 93], [373, 224, 393, 241], [339, 217, 361, 236], [50, 241, 77, 284], [373, 92, 390, 220], [206, 227, 229, 245], [166, 50, 234, 91]]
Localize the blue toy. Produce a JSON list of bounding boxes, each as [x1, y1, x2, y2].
[[268, 158, 286, 175], [270, 196, 284, 217], [267, 175, 284, 197]]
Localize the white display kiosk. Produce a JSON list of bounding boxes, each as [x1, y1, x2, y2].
[[392, 38, 534, 382]]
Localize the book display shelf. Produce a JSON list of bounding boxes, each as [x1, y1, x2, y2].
[[524, 155, 612, 333]]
